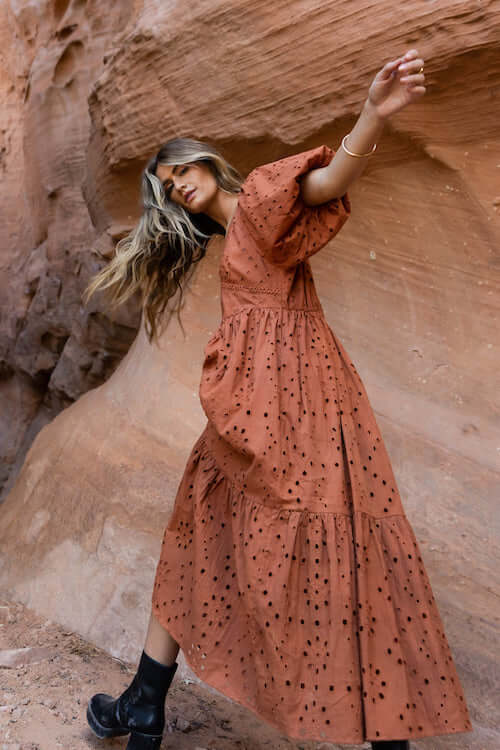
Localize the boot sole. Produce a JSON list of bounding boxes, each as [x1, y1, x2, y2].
[[86, 699, 163, 748]]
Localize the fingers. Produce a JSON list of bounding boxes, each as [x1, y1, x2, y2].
[[375, 48, 427, 101], [402, 49, 420, 60], [379, 49, 425, 79], [397, 50, 425, 90], [400, 75, 425, 87], [399, 64, 425, 91], [398, 58, 425, 76], [377, 59, 404, 82]]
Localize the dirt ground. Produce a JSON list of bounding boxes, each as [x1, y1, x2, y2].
[[0, 598, 480, 750]]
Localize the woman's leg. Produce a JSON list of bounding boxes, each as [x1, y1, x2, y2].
[[87, 607, 180, 747], [144, 609, 180, 667]]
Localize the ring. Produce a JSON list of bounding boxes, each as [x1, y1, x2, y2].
[[419, 66, 424, 73]]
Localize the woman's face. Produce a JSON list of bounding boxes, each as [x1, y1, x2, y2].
[[155, 160, 218, 213]]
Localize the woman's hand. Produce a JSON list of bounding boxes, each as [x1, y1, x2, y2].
[[366, 48, 426, 120]]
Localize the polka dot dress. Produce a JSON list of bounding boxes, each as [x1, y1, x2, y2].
[[152, 145, 472, 744]]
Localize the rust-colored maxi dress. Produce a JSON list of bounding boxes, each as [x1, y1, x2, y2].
[[152, 145, 472, 744]]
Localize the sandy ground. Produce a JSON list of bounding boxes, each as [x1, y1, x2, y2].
[[0, 598, 482, 750]]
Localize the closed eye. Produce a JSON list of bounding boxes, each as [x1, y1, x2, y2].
[[164, 165, 188, 196]]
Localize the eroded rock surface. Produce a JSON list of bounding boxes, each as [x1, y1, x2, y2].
[[0, 1, 499, 747], [0, 0, 138, 496]]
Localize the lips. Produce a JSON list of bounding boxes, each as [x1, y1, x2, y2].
[[185, 189, 196, 203]]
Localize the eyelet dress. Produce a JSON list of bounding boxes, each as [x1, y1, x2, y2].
[[151, 145, 472, 744]]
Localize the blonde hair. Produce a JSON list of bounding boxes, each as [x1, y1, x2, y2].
[[83, 137, 244, 343]]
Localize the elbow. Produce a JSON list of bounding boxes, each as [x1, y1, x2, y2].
[[299, 167, 349, 206], [302, 188, 348, 207], [300, 175, 349, 206]]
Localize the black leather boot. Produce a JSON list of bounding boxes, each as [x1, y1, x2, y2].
[[87, 650, 178, 750], [371, 742, 410, 749]]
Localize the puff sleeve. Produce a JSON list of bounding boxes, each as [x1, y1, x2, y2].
[[237, 144, 351, 270]]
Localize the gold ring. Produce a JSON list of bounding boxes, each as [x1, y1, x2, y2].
[[419, 66, 424, 73]]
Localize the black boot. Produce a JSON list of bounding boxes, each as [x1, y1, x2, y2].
[[87, 650, 178, 750], [371, 742, 410, 750]]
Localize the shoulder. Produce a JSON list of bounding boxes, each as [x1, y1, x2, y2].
[[249, 144, 334, 177], [241, 145, 335, 196]]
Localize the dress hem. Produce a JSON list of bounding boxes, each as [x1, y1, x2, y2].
[[153, 608, 472, 745]]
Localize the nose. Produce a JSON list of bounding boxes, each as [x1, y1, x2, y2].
[[173, 175, 189, 196]]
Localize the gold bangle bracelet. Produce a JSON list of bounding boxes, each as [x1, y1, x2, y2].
[[341, 133, 377, 158]]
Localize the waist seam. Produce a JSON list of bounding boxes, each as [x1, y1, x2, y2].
[[199, 432, 406, 521], [221, 305, 324, 321], [221, 282, 280, 294]]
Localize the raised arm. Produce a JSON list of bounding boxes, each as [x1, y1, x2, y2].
[[300, 48, 426, 206]]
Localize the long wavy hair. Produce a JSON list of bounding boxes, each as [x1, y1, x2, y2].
[[83, 137, 244, 343]]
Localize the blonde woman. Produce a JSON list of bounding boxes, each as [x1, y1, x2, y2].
[[85, 49, 471, 750]]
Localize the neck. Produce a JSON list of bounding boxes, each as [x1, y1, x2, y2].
[[205, 190, 239, 232]]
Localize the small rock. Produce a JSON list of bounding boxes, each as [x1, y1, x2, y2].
[[175, 716, 192, 732], [0, 647, 56, 669], [41, 699, 57, 709]]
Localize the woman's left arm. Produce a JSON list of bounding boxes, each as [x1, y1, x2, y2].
[[300, 48, 427, 206]]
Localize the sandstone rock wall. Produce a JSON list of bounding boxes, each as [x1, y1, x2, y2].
[[0, 1, 499, 746], [0, 0, 139, 496]]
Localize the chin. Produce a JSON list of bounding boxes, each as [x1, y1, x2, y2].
[[184, 196, 200, 211]]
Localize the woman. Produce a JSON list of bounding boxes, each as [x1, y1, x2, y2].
[[84, 49, 472, 750]]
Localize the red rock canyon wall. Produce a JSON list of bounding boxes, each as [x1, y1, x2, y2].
[[0, 1, 499, 746]]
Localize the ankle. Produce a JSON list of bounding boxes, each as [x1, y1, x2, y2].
[[133, 650, 178, 702], [143, 649, 177, 669]]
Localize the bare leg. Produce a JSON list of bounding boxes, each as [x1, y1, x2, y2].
[[144, 608, 180, 667], [87, 608, 179, 742]]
